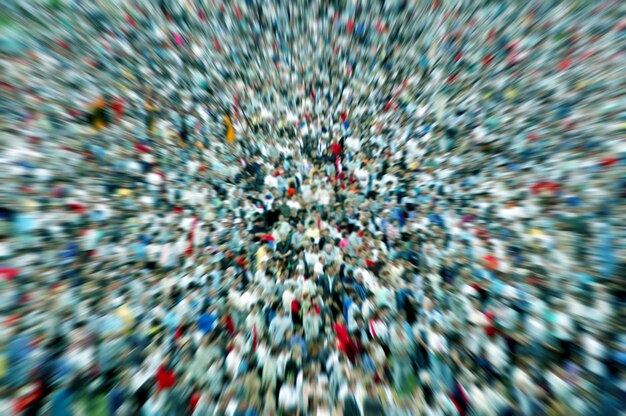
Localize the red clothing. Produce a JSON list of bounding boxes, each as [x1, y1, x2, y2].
[[224, 316, 236, 335], [601, 157, 618, 167], [346, 19, 355, 33], [333, 322, 351, 353], [527, 132, 539, 141], [155, 365, 176, 392], [558, 58, 572, 71], [252, 327, 258, 352], [68, 202, 86, 214], [331, 143, 342, 157], [174, 325, 184, 340], [135, 143, 150, 153], [483, 254, 499, 271], [0, 268, 20, 281], [484, 311, 496, 337], [530, 181, 559, 195], [190, 392, 201, 412], [111, 98, 124, 119], [291, 299, 300, 315]]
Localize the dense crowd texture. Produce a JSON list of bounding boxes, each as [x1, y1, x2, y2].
[[1, 0, 625, 415]]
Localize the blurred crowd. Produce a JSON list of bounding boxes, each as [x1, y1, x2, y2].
[[1, 0, 625, 415]]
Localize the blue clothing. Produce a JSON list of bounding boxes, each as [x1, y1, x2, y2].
[[7, 334, 31, 363], [62, 242, 80, 259], [164, 311, 181, 331], [352, 282, 367, 300], [108, 387, 126, 416], [101, 315, 124, 335], [198, 312, 218, 334], [427, 213, 445, 228], [265, 309, 277, 327], [14, 213, 36, 234], [209, 270, 222, 290], [132, 242, 147, 261], [343, 296, 353, 321], [51, 388, 74, 416], [396, 288, 410, 310], [290, 336, 307, 355], [391, 207, 405, 227]]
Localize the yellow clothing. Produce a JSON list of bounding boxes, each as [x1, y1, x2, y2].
[[0, 354, 6, 379], [118, 304, 134, 330], [256, 245, 268, 269], [304, 227, 320, 242], [117, 188, 133, 197], [225, 115, 236, 143]]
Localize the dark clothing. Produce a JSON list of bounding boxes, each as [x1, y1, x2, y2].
[[362, 396, 385, 416], [265, 209, 280, 228], [317, 275, 338, 297], [343, 395, 361, 416]]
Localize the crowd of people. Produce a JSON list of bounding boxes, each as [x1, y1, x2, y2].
[[1, 0, 625, 415]]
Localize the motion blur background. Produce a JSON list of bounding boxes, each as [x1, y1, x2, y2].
[[0, 0, 625, 415]]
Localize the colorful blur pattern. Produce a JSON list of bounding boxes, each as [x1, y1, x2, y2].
[[1, 0, 625, 415]]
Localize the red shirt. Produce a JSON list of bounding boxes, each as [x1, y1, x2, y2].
[[190, 392, 201, 412], [333, 322, 350, 352], [484, 311, 496, 337], [483, 254, 499, 271], [111, 98, 124, 119], [224, 316, 236, 336], [291, 299, 300, 315], [155, 365, 176, 392], [331, 143, 342, 156], [530, 181, 559, 195]]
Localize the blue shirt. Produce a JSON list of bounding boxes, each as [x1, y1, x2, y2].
[[14, 213, 35, 234], [352, 282, 367, 300], [343, 296, 353, 321], [7, 334, 31, 363], [51, 388, 74, 416], [290, 336, 307, 355], [391, 207, 405, 227], [198, 312, 218, 334], [427, 213, 445, 228], [132, 243, 147, 260], [396, 289, 410, 310], [164, 311, 181, 331]]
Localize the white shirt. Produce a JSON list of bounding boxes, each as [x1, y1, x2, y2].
[[315, 188, 331, 205], [282, 289, 294, 311], [264, 175, 278, 189], [147, 244, 162, 262], [554, 311, 574, 341], [314, 261, 325, 276], [278, 384, 298, 410], [346, 136, 361, 153], [225, 350, 242, 378]]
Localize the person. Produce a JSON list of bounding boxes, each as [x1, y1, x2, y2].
[[269, 309, 293, 346], [342, 379, 362, 416], [362, 384, 385, 416], [50, 380, 74, 416], [278, 374, 298, 416]]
